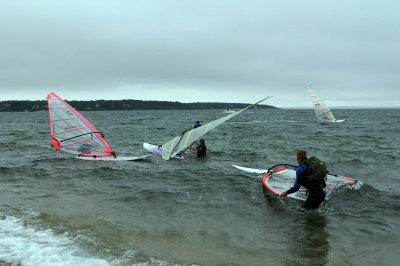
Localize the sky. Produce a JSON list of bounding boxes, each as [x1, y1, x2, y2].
[[0, 0, 399, 108]]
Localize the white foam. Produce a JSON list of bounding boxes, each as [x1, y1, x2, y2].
[[349, 180, 364, 190], [0, 215, 110, 266]]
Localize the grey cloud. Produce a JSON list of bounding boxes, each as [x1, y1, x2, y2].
[[0, 0, 399, 107]]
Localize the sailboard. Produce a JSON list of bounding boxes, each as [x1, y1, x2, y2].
[[307, 87, 345, 123], [223, 109, 236, 114], [143, 143, 185, 160], [144, 97, 271, 160], [47, 92, 149, 161], [233, 164, 357, 201]]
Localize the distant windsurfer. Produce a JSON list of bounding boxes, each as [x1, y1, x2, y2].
[[191, 139, 207, 159], [280, 150, 326, 209], [193, 121, 202, 129]]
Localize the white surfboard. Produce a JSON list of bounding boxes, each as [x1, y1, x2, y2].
[[232, 164, 268, 174], [143, 143, 185, 160], [223, 109, 236, 114], [143, 143, 162, 155]]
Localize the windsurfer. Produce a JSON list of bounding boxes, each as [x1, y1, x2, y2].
[[191, 139, 207, 159], [193, 121, 202, 128], [280, 150, 326, 209]]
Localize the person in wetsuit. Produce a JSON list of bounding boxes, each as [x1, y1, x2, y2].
[[280, 150, 326, 209], [193, 121, 202, 129], [192, 139, 207, 159]]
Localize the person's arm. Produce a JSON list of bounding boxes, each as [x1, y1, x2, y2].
[[282, 177, 301, 196], [188, 141, 197, 151], [281, 164, 307, 196]]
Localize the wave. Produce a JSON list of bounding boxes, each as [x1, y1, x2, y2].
[[0, 215, 109, 266], [262, 181, 369, 215], [0, 167, 13, 175], [230, 119, 302, 124], [0, 214, 179, 266]]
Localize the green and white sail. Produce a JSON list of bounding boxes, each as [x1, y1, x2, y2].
[[307, 87, 337, 122], [161, 97, 271, 160]]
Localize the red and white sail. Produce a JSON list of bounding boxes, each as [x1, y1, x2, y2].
[[47, 92, 115, 157]]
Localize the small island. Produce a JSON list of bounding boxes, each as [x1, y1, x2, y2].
[[0, 99, 276, 112]]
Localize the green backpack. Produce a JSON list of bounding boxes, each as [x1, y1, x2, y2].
[[304, 156, 328, 187]]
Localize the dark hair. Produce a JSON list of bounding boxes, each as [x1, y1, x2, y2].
[[199, 139, 205, 144], [196, 121, 200, 123], [296, 150, 307, 161]]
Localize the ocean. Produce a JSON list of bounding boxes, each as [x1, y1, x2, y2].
[[0, 109, 399, 266]]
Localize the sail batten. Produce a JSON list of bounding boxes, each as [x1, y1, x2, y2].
[[161, 97, 271, 160], [47, 92, 114, 157]]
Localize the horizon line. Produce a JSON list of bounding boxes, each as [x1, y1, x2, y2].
[[0, 99, 398, 109]]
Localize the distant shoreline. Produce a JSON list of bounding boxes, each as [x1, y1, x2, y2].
[[0, 99, 277, 112]]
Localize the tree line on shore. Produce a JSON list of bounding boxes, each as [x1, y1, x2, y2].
[[0, 99, 276, 112]]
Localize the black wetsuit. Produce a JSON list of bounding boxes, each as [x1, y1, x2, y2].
[[193, 122, 202, 128], [286, 162, 326, 209], [196, 144, 207, 159], [302, 178, 326, 209]]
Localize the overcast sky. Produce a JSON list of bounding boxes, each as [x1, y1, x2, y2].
[[0, 0, 399, 107]]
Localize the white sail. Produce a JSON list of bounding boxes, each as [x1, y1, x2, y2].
[[307, 87, 337, 122], [161, 97, 271, 160]]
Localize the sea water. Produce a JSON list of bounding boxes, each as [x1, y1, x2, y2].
[[0, 109, 399, 265]]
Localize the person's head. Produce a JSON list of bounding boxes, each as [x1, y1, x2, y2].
[[199, 139, 205, 145], [196, 121, 200, 124], [296, 149, 307, 163]]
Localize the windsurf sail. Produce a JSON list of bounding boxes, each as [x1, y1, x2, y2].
[[161, 97, 271, 160], [307, 87, 337, 122], [47, 92, 115, 157]]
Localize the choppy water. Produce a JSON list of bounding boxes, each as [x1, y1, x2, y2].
[[0, 109, 399, 266]]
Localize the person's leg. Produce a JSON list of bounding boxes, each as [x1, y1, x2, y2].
[[302, 190, 325, 209]]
